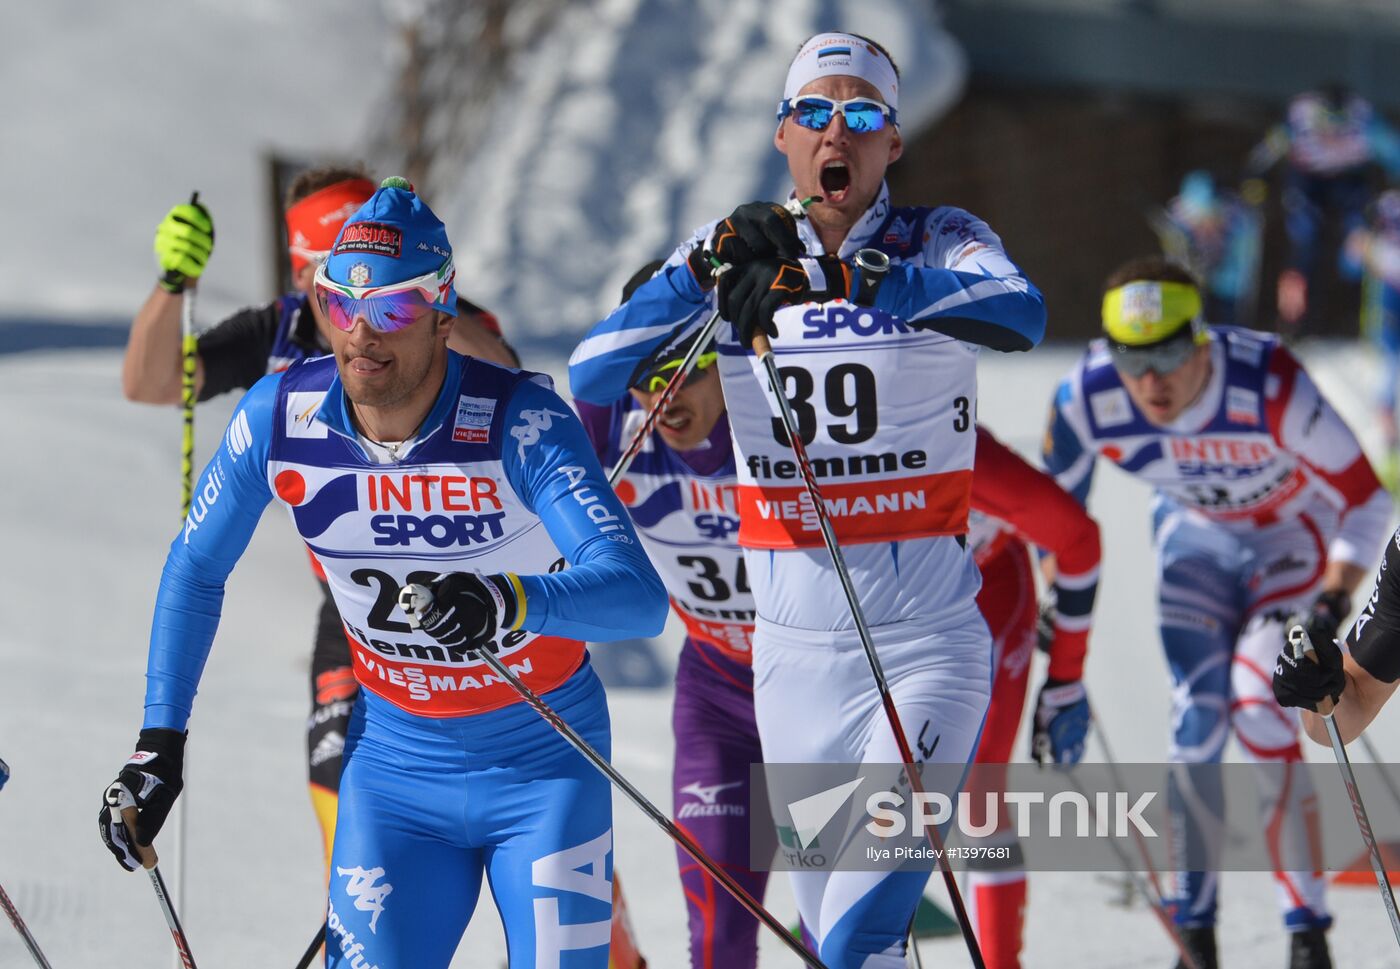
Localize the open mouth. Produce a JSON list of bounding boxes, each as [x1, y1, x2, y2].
[[820, 162, 851, 198], [660, 413, 691, 432]]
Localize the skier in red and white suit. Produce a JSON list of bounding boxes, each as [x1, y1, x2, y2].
[[963, 426, 1101, 969]]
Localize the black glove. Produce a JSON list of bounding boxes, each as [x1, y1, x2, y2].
[[98, 728, 186, 871], [719, 256, 850, 348], [398, 572, 517, 648], [687, 202, 803, 289], [1274, 624, 1346, 711], [1297, 589, 1351, 650]]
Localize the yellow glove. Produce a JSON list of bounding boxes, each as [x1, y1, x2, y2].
[[153, 196, 214, 293]]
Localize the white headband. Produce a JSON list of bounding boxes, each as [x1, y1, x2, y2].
[[782, 33, 899, 112]]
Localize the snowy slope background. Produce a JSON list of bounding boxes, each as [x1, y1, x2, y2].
[[0, 0, 964, 341], [420, 0, 966, 341], [5, 2, 1400, 967]]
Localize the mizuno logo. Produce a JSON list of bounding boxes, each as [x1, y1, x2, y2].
[[679, 780, 742, 805]]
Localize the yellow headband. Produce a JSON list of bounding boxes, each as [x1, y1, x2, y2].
[[1101, 280, 1203, 346]]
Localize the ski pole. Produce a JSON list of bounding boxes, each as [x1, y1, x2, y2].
[[748, 328, 986, 969], [0, 759, 52, 968], [398, 586, 830, 969], [293, 922, 325, 969], [0, 881, 53, 969], [607, 304, 726, 486], [1091, 712, 1175, 914], [179, 190, 200, 521], [171, 190, 201, 963], [118, 806, 199, 969], [1063, 742, 1199, 969], [1289, 624, 1400, 951]]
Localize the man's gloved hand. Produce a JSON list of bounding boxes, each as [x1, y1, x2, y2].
[[398, 572, 518, 649], [98, 728, 186, 871], [1273, 624, 1347, 711], [719, 256, 850, 349], [1295, 589, 1351, 652], [1030, 678, 1090, 765], [687, 201, 805, 289], [154, 198, 214, 294]]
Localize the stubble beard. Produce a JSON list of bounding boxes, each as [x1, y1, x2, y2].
[[341, 335, 438, 413]]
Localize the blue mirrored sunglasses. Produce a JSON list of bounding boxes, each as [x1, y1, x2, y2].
[[777, 95, 897, 134]]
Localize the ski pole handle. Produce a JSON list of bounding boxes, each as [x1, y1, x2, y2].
[[120, 805, 160, 869], [1288, 625, 1337, 717]]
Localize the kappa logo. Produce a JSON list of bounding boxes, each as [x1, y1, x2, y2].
[[337, 865, 393, 933], [680, 780, 742, 805], [511, 407, 569, 461], [225, 409, 253, 459]]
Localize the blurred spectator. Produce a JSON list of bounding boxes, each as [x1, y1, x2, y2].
[[1248, 85, 1400, 332], [1346, 188, 1400, 490], [1150, 170, 1264, 326]]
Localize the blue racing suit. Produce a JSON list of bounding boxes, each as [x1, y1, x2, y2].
[[142, 351, 667, 968]]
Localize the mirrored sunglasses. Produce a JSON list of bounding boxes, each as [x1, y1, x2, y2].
[[313, 261, 454, 333], [778, 95, 896, 134], [1109, 333, 1197, 378]]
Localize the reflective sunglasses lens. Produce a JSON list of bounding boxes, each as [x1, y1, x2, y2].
[[320, 289, 435, 333], [793, 98, 834, 131], [843, 102, 886, 133]]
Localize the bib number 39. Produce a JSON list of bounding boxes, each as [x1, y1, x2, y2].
[[770, 363, 878, 446]]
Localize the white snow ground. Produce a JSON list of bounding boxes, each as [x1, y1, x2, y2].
[[4, 342, 1400, 967]]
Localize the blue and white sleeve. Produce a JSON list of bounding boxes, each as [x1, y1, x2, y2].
[[569, 238, 716, 405], [143, 374, 279, 731], [877, 210, 1046, 352], [1041, 376, 1097, 507], [501, 379, 668, 642]]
